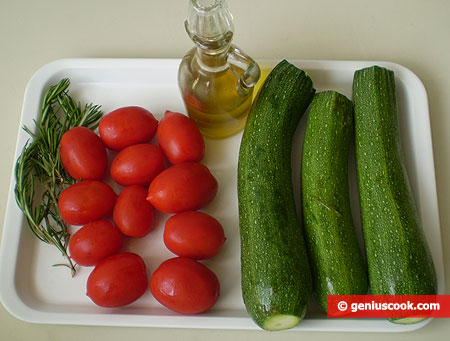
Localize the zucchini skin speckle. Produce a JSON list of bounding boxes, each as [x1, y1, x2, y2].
[[302, 91, 368, 312], [238, 60, 315, 330], [353, 66, 437, 310]]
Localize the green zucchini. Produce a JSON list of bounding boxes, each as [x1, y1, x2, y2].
[[301, 91, 368, 312], [238, 60, 315, 331], [353, 66, 437, 324]]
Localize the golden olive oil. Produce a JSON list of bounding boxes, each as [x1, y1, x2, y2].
[[179, 50, 254, 138]]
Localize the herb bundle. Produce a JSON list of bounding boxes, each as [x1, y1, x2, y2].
[[14, 79, 102, 276]]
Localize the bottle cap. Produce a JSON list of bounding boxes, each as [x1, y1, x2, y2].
[[185, 0, 234, 49]]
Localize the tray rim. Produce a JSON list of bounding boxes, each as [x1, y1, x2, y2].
[[0, 57, 444, 332]]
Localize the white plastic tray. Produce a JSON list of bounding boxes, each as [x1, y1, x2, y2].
[[0, 58, 444, 332]]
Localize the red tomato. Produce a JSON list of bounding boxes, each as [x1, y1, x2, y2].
[[110, 143, 165, 186], [164, 211, 225, 260], [99, 106, 158, 151], [69, 220, 123, 266], [146, 162, 218, 213], [87, 252, 148, 307], [113, 185, 155, 237], [59, 126, 107, 180], [150, 257, 220, 314], [156, 110, 205, 164], [58, 180, 116, 225]]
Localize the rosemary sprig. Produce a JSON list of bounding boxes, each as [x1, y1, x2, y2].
[[14, 78, 103, 277]]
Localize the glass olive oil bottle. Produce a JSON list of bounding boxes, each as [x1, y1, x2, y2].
[[178, 0, 260, 138]]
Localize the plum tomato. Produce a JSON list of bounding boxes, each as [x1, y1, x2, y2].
[[146, 162, 218, 213], [113, 185, 155, 238], [59, 126, 107, 180], [164, 211, 225, 260], [86, 252, 148, 308], [69, 220, 123, 266], [58, 180, 116, 225], [99, 106, 158, 151], [110, 143, 165, 186], [156, 110, 205, 164], [150, 257, 220, 314]]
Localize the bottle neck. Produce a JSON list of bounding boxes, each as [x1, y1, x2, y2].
[[195, 45, 230, 72]]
